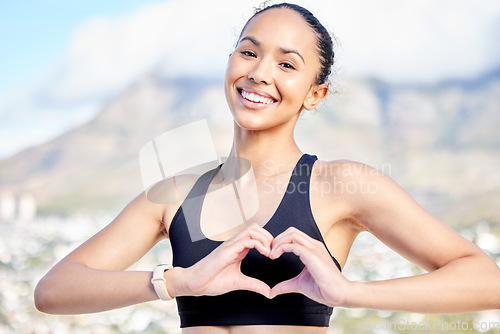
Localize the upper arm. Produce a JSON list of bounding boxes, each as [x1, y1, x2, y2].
[[58, 172, 199, 271], [62, 192, 167, 271], [342, 162, 482, 271]]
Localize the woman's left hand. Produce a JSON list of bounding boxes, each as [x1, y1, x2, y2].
[[268, 227, 350, 306]]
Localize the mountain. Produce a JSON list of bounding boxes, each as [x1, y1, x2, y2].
[[1, 70, 499, 228], [0, 74, 231, 215]]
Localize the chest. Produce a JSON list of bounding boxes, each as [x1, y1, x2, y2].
[[199, 172, 296, 241], [168, 157, 330, 267]]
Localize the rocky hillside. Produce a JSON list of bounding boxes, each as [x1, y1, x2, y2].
[[1, 70, 499, 227], [0, 74, 231, 215]]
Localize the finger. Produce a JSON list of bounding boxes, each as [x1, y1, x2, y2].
[[271, 229, 326, 260], [270, 242, 341, 293], [269, 277, 300, 299], [269, 241, 308, 260], [246, 223, 274, 245], [273, 242, 331, 272], [244, 225, 274, 254], [237, 275, 271, 298], [219, 238, 270, 263], [270, 229, 313, 256], [272, 227, 313, 246], [232, 223, 274, 252], [237, 239, 271, 259]]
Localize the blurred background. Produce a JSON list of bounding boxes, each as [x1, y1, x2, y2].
[[1, 0, 500, 333]]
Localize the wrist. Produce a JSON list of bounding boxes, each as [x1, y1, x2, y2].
[[151, 264, 174, 300], [164, 266, 187, 298], [340, 281, 365, 308]]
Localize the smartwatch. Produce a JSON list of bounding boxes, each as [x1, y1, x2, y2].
[[151, 264, 174, 300]]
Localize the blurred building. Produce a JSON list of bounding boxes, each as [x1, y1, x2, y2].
[[0, 192, 37, 222]]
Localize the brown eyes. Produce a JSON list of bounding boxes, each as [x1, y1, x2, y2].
[[240, 51, 256, 57], [279, 63, 296, 70], [239, 51, 296, 71]]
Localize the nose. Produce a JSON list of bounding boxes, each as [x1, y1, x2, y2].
[[248, 58, 273, 85]]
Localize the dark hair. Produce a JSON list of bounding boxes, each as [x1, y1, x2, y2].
[[239, 2, 334, 85]]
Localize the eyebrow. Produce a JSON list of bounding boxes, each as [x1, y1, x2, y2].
[[239, 36, 306, 64]]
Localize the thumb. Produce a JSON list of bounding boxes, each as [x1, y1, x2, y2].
[[237, 275, 272, 298], [269, 277, 300, 299]]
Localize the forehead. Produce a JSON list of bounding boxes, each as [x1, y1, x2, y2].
[[240, 8, 318, 58]]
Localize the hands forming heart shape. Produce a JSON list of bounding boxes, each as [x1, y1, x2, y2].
[[176, 224, 348, 307]]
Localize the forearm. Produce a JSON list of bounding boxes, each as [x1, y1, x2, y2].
[[343, 254, 500, 313], [35, 262, 159, 314]]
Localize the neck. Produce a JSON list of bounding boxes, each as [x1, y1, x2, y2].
[[223, 121, 303, 178]]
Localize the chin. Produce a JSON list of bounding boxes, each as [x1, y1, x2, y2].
[[233, 117, 268, 132]]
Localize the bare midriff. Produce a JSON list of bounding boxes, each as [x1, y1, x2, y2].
[[182, 325, 328, 334]]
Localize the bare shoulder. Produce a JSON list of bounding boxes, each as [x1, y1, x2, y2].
[[309, 158, 385, 226], [312, 159, 407, 225], [312, 159, 389, 192], [146, 174, 199, 205], [145, 173, 204, 235]]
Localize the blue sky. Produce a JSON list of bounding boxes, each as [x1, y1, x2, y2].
[[1, 0, 500, 159], [0, 1, 165, 94]]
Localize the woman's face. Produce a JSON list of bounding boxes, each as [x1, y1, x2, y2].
[[224, 8, 325, 131]]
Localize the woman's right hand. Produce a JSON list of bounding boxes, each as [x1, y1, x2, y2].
[[166, 223, 273, 298]]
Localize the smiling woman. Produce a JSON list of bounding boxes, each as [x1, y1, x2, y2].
[[34, 2, 500, 333], [225, 5, 328, 133]]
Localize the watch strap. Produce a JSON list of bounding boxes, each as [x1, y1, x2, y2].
[[151, 264, 173, 300]]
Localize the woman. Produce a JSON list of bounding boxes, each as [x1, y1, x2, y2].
[[35, 3, 500, 333]]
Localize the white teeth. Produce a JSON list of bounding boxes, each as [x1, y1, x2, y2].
[[241, 90, 274, 104]]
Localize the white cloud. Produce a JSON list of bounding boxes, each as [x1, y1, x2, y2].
[[1, 0, 500, 158], [36, 0, 500, 102], [41, 0, 260, 103], [312, 0, 500, 82]]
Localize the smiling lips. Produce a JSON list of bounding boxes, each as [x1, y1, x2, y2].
[[240, 89, 276, 105]]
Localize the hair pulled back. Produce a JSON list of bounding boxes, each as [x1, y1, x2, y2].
[[240, 2, 334, 85]]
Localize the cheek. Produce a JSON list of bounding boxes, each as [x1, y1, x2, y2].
[[225, 56, 245, 82], [224, 62, 235, 86], [279, 77, 310, 105], [224, 60, 238, 100]]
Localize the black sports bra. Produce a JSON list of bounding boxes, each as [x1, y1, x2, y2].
[[168, 154, 341, 327]]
